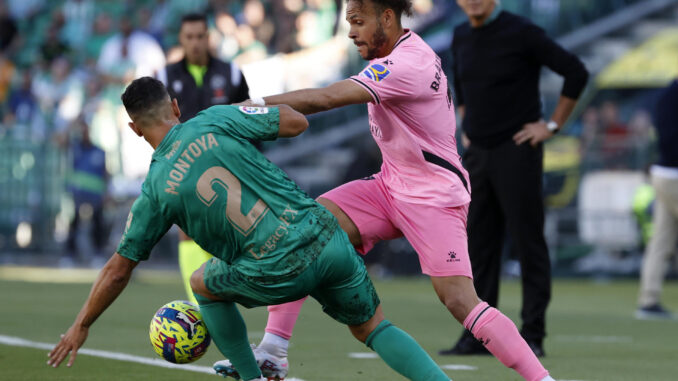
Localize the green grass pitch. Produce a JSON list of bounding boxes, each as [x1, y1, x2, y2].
[[1, 270, 676, 380]]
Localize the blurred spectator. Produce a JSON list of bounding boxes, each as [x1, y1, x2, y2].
[[0, 0, 18, 53], [84, 13, 113, 64], [234, 24, 267, 65], [61, 117, 109, 266], [40, 26, 70, 65], [148, 0, 171, 44], [97, 17, 165, 80], [0, 52, 15, 102], [579, 106, 601, 154], [600, 100, 629, 160], [136, 7, 162, 46], [636, 80, 678, 320], [61, 0, 94, 50], [5, 70, 36, 122], [213, 11, 239, 61], [271, 0, 301, 53], [6, 0, 44, 20], [628, 109, 654, 146], [32, 57, 83, 132]]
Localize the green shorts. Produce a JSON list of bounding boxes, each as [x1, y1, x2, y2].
[[203, 229, 380, 325]]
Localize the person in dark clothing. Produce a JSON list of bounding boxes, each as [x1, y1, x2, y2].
[[64, 118, 108, 265], [636, 80, 678, 320], [156, 13, 252, 304], [440, 0, 588, 357], [0, 1, 17, 52], [157, 14, 250, 122]]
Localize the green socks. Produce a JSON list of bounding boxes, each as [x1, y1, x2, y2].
[[366, 320, 449, 381], [194, 294, 261, 380]]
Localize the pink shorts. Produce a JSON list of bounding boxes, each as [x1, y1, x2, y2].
[[320, 174, 472, 278]]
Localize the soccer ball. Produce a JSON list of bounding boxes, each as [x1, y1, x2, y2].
[[149, 300, 211, 364]]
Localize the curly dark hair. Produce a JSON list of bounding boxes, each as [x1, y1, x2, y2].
[[349, 0, 414, 21]]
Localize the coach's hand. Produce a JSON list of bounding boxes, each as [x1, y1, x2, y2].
[[513, 120, 553, 146], [47, 324, 89, 368]]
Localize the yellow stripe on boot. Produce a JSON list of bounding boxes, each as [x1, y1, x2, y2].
[[179, 240, 214, 304]]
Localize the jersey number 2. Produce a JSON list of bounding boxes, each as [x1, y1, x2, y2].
[[196, 166, 270, 236]]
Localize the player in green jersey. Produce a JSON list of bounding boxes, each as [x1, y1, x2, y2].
[[47, 77, 451, 381]]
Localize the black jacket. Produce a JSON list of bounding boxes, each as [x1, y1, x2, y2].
[[452, 11, 588, 148], [159, 56, 250, 122], [655, 80, 678, 168]]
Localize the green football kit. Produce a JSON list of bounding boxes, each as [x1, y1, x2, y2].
[[117, 105, 378, 324], [116, 104, 450, 381]]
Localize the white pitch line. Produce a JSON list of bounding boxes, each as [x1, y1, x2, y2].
[[555, 335, 633, 343], [348, 352, 379, 359], [0, 334, 214, 374], [441, 364, 477, 371], [0, 334, 306, 380]]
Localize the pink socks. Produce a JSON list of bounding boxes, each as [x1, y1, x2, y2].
[[464, 302, 549, 381], [265, 297, 307, 340]]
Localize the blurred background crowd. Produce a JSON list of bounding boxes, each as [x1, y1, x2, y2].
[[0, 0, 676, 282]]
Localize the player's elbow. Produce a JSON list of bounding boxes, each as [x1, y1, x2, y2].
[[105, 253, 137, 284], [278, 105, 309, 137]]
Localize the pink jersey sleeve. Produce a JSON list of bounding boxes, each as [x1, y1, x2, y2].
[[350, 61, 416, 104]]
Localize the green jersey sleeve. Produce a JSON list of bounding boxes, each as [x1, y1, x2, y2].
[[203, 105, 280, 141], [116, 190, 173, 262]]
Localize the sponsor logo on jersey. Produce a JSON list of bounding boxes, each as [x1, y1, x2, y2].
[[361, 64, 391, 82], [446, 251, 461, 263], [165, 140, 182, 160], [239, 106, 269, 114]]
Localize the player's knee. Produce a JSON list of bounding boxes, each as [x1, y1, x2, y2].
[[349, 306, 384, 343], [349, 322, 373, 343], [189, 267, 206, 295], [437, 287, 477, 323]]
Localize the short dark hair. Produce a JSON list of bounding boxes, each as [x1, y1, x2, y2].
[[180, 13, 208, 27], [121, 76, 169, 119], [351, 0, 413, 21]]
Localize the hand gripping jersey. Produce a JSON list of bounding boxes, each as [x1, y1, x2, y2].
[[349, 30, 471, 207], [117, 105, 337, 282]]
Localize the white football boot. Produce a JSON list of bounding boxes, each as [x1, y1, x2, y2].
[[213, 345, 289, 380]]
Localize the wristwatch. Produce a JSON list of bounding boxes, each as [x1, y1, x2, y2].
[[546, 120, 560, 134]]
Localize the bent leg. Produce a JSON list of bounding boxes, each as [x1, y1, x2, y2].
[[259, 298, 308, 358], [317, 197, 362, 247], [190, 262, 262, 381], [431, 276, 550, 381], [348, 306, 449, 381], [179, 228, 213, 304], [265, 298, 307, 340], [261, 179, 400, 348]]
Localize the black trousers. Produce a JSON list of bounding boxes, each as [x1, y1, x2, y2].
[[67, 202, 106, 255], [463, 139, 551, 341]]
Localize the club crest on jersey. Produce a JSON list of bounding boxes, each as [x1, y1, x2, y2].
[[239, 106, 269, 114], [361, 64, 391, 82]]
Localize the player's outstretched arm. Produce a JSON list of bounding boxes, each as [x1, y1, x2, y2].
[[263, 79, 373, 115], [276, 104, 309, 137], [47, 253, 138, 368]]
